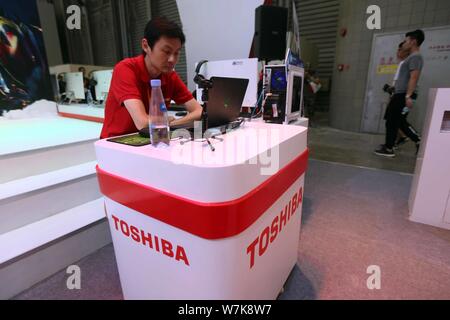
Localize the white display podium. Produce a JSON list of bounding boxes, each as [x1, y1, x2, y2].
[[409, 88, 450, 229], [95, 121, 308, 299]]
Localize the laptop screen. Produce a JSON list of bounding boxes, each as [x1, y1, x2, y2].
[[139, 77, 249, 137], [207, 76, 249, 128]]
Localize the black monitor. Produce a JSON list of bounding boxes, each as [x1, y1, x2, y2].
[[291, 74, 303, 113]]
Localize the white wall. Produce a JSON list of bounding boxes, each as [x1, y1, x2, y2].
[[177, 0, 264, 90]]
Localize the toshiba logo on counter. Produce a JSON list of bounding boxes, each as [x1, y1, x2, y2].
[[111, 215, 190, 266], [246, 187, 303, 269]]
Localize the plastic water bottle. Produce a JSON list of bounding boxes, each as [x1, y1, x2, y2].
[[149, 79, 170, 147]]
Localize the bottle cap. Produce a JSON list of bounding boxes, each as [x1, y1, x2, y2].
[[150, 79, 161, 87]]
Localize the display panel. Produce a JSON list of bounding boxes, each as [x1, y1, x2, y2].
[[0, 1, 52, 114], [65, 72, 85, 100], [107, 134, 151, 147], [93, 69, 113, 102], [197, 58, 258, 107], [291, 75, 303, 113], [270, 66, 287, 92]]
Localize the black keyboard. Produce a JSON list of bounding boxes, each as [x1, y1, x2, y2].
[[139, 119, 244, 138]]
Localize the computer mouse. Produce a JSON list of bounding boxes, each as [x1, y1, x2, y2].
[[175, 111, 188, 116]]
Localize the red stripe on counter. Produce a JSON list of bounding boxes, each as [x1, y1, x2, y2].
[[96, 149, 308, 239], [58, 112, 104, 123]]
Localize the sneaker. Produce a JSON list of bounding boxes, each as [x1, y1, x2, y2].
[[374, 145, 395, 158]]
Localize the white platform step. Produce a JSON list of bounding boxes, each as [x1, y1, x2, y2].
[[0, 162, 102, 234], [0, 161, 97, 201], [0, 198, 106, 264], [57, 104, 105, 119], [0, 114, 109, 299], [0, 117, 102, 156], [0, 216, 111, 300]]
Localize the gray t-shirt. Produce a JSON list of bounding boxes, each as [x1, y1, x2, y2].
[[395, 52, 424, 93]]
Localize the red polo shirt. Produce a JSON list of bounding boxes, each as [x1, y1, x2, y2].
[[100, 54, 193, 138]]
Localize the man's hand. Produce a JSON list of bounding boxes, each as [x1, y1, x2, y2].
[[169, 99, 202, 127], [406, 97, 414, 108], [168, 116, 175, 124]]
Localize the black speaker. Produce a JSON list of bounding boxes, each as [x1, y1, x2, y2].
[[254, 5, 288, 61]]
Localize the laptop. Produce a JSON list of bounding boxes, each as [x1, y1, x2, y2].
[[140, 76, 249, 137]]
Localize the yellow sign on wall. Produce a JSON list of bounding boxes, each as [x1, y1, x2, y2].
[[376, 64, 398, 75]]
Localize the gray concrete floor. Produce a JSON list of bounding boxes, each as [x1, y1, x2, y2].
[[14, 159, 450, 300], [308, 112, 418, 174]]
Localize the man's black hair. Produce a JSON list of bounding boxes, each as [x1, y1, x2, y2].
[[143, 16, 185, 51], [406, 29, 425, 46]]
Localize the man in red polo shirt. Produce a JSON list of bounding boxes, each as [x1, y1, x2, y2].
[[100, 17, 202, 138]]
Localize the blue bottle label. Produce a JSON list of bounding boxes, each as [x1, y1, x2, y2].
[[159, 102, 167, 112]]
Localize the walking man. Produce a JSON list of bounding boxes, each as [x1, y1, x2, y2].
[[375, 29, 424, 157]]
